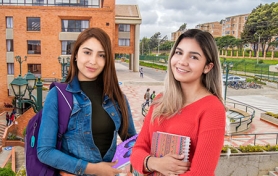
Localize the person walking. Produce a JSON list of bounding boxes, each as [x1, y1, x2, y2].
[[150, 91, 156, 103], [5, 112, 10, 126], [9, 112, 15, 126], [143, 88, 150, 107], [139, 67, 144, 78], [131, 29, 226, 175]]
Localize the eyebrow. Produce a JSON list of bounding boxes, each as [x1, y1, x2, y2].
[[82, 47, 105, 53], [176, 47, 201, 56]]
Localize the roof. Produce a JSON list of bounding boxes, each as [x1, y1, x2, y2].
[[116, 5, 141, 18]]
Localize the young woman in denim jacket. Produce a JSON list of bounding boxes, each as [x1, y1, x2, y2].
[[37, 28, 137, 176]]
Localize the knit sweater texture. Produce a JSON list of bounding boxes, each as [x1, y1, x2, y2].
[[130, 95, 226, 176]]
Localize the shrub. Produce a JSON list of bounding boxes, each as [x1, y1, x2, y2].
[[239, 145, 264, 152], [221, 145, 238, 153], [0, 163, 15, 176], [265, 112, 278, 119]]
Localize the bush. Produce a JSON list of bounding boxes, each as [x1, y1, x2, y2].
[[265, 112, 278, 118], [239, 145, 264, 152], [221, 145, 238, 153], [0, 166, 15, 176], [16, 165, 26, 176]]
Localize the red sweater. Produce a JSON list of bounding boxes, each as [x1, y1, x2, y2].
[[130, 95, 226, 176]]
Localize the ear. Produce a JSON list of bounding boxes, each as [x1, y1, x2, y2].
[[203, 62, 214, 74]]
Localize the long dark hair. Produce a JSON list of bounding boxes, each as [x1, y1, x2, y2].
[[66, 28, 129, 138]]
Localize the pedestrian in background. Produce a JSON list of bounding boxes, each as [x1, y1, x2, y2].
[[150, 91, 156, 103], [9, 112, 15, 126], [131, 29, 225, 175], [143, 88, 150, 107], [5, 112, 10, 126], [139, 67, 144, 78]]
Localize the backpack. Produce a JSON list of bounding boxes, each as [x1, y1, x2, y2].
[[150, 93, 154, 100], [144, 93, 146, 100], [25, 82, 73, 176]]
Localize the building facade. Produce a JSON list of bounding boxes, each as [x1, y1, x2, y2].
[[195, 21, 222, 38], [0, 0, 141, 105], [221, 13, 249, 38]]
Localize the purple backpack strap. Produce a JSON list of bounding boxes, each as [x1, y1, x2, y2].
[[50, 82, 73, 149]]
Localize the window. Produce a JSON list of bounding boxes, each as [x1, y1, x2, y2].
[[62, 41, 75, 54], [119, 24, 130, 32], [27, 17, 40, 31], [6, 40, 14, 52], [28, 64, 41, 75], [6, 17, 13, 28], [7, 63, 14, 75], [118, 39, 130, 46], [27, 40, 41, 54], [62, 20, 89, 32]]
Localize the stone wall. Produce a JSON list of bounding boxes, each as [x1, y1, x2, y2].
[[215, 152, 278, 176]]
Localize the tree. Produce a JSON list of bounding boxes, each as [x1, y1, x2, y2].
[[241, 2, 278, 56], [178, 23, 187, 31]]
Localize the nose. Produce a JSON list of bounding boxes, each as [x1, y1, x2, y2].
[[178, 55, 189, 66], [89, 54, 97, 65]]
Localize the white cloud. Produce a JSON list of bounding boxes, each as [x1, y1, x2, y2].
[[116, 0, 276, 39]]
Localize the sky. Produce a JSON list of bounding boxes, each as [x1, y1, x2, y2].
[[115, 0, 275, 39]]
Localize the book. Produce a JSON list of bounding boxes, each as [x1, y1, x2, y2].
[[112, 134, 138, 169], [149, 131, 191, 176]]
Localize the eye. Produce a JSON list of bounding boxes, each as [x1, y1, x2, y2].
[[190, 55, 199, 60], [99, 54, 106, 58], [174, 50, 182, 55], [84, 51, 91, 55]]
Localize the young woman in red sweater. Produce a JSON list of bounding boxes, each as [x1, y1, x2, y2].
[[130, 29, 226, 176]]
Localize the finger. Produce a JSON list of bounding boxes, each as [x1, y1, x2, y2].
[[169, 154, 185, 160]]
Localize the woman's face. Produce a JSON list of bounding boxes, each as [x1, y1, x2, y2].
[[76, 37, 106, 81], [171, 38, 213, 85]]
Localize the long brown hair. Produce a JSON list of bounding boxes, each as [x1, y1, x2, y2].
[[152, 29, 223, 121], [65, 28, 129, 138]]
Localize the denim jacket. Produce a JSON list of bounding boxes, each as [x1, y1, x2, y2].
[[37, 76, 137, 175]]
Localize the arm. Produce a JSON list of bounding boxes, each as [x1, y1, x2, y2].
[[182, 104, 226, 176], [130, 106, 153, 174], [37, 88, 88, 175]]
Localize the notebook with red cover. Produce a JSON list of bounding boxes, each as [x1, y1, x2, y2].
[[112, 134, 138, 169], [149, 131, 191, 176]]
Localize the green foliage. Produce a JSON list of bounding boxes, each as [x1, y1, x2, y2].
[[16, 165, 26, 176], [239, 145, 264, 152], [258, 59, 264, 64], [23, 127, 26, 138], [262, 144, 278, 151], [265, 112, 278, 118], [0, 165, 16, 176], [139, 61, 167, 71], [221, 145, 238, 153]]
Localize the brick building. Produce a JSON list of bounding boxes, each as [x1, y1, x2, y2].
[[221, 13, 249, 38], [0, 0, 141, 106], [195, 21, 222, 38]]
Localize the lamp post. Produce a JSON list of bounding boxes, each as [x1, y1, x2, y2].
[[10, 56, 43, 114], [223, 62, 233, 102], [58, 57, 70, 83], [15, 55, 27, 75]]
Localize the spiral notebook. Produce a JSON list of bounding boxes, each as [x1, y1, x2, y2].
[[149, 131, 191, 176], [112, 134, 138, 169]]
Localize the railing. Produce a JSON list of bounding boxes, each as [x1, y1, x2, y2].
[[226, 132, 278, 146], [226, 101, 256, 132]]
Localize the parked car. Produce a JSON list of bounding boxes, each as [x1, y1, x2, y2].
[[223, 75, 246, 84]]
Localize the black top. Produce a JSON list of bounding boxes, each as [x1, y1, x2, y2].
[[79, 79, 115, 158]]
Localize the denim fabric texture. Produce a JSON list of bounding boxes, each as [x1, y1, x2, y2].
[[37, 76, 137, 175]]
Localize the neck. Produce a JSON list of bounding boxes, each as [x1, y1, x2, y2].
[[181, 84, 210, 106]]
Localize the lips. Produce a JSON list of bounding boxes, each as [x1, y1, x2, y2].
[[176, 67, 189, 73], [86, 66, 97, 72]]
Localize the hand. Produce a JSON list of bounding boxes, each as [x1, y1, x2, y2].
[[60, 171, 75, 176], [85, 161, 126, 176], [150, 154, 191, 175]]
